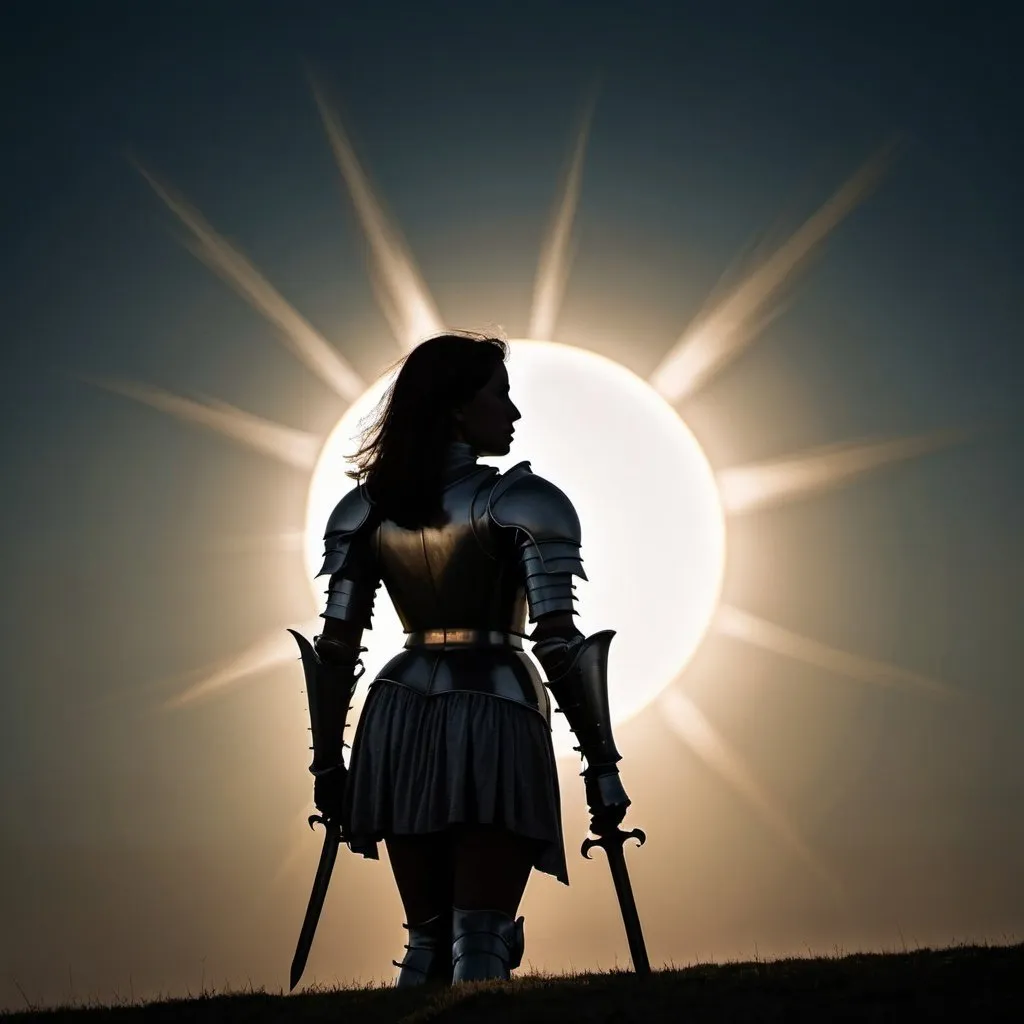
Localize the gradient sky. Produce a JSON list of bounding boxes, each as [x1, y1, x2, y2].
[[2, 2, 1022, 1010]]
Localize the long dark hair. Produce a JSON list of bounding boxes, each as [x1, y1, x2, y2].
[[347, 332, 509, 528]]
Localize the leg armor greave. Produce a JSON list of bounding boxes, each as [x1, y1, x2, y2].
[[393, 914, 453, 987], [451, 908, 525, 983]]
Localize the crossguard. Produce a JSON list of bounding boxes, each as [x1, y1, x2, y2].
[[307, 813, 344, 839], [581, 825, 647, 859]]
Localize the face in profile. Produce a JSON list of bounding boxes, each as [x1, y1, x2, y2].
[[454, 362, 521, 456]]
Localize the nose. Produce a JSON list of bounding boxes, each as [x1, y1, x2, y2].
[[509, 401, 522, 423]]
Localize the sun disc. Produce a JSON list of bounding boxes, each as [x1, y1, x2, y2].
[[305, 340, 726, 760]]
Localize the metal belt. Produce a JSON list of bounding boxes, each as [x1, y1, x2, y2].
[[404, 628, 523, 650]]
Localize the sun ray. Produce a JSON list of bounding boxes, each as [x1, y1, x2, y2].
[[716, 605, 961, 701], [717, 430, 969, 515], [529, 85, 598, 340], [165, 619, 321, 709], [203, 530, 307, 554], [658, 688, 838, 889], [308, 75, 444, 350], [271, 804, 323, 888], [132, 159, 366, 401], [85, 376, 321, 469], [649, 144, 894, 402]]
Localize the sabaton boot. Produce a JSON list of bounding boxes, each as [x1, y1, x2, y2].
[[393, 913, 453, 987], [451, 907, 525, 983]]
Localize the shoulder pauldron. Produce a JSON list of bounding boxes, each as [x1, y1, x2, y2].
[[488, 462, 587, 620], [317, 485, 375, 579]]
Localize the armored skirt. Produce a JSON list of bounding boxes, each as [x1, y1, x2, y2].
[[344, 659, 569, 885]]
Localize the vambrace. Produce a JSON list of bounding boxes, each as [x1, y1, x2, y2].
[[520, 546, 582, 620], [534, 629, 623, 776], [288, 630, 365, 774], [323, 572, 380, 628]]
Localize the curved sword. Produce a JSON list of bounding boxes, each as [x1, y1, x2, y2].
[[289, 812, 343, 991], [581, 825, 651, 975]]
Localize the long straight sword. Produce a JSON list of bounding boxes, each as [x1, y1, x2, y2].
[[289, 813, 343, 991], [581, 826, 651, 975]]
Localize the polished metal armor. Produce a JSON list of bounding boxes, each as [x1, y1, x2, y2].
[[305, 441, 635, 987], [316, 443, 586, 719]]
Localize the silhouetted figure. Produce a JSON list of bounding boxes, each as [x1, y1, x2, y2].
[[301, 332, 630, 984]]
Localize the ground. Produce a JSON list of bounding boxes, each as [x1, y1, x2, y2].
[[4, 944, 1021, 1022]]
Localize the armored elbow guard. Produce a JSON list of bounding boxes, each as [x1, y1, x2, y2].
[[288, 629, 365, 774], [534, 629, 622, 775]]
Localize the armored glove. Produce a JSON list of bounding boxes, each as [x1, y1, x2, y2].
[[313, 764, 348, 821], [534, 629, 631, 833], [584, 767, 630, 836]]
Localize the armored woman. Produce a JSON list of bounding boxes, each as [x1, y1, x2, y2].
[[297, 332, 631, 984]]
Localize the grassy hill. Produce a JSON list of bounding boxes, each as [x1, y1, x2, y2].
[[3, 943, 1021, 1023]]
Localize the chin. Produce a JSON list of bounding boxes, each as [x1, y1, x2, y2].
[[481, 437, 513, 457]]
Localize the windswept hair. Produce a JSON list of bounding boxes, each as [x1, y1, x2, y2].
[[347, 332, 509, 528]]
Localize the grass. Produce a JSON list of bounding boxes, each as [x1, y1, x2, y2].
[[3, 943, 1022, 1022]]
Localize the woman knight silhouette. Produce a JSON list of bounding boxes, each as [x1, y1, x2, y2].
[[294, 331, 632, 984]]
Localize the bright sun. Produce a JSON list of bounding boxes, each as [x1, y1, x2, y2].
[[306, 339, 727, 760], [125, 89, 958, 881]]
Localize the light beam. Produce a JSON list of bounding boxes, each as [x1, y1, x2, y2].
[[717, 431, 967, 515], [649, 146, 893, 402], [659, 688, 837, 888], [716, 605, 961, 701], [85, 377, 321, 469], [166, 619, 320, 709], [529, 87, 598, 340], [309, 76, 444, 350], [271, 805, 326, 888], [203, 530, 307, 554], [133, 161, 366, 401]]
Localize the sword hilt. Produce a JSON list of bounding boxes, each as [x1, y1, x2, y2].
[[580, 823, 651, 976], [581, 825, 646, 859], [308, 813, 344, 840]]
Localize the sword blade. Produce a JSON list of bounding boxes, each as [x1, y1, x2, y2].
[[289, 816, 342, 991], [604, 841, 651, 975], [582, 826, 651, 975]]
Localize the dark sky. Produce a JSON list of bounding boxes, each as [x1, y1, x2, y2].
[[1, 2, 1022, 1010]]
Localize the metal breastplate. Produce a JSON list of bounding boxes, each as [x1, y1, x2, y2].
[[370, 457, 548, 720], [375, 466, 528, 635]]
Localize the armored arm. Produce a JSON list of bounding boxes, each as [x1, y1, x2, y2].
[[317, 484, 381, 632], [488, 462, 587, 625], [533, 629, 630, 833], [489, 464, 629, 833], [291, 486, 380, 820]]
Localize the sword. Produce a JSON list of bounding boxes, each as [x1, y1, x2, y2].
[[581, 825, 651, 975], [289, 811, 343, 991], [287, 627, 353, 992]]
